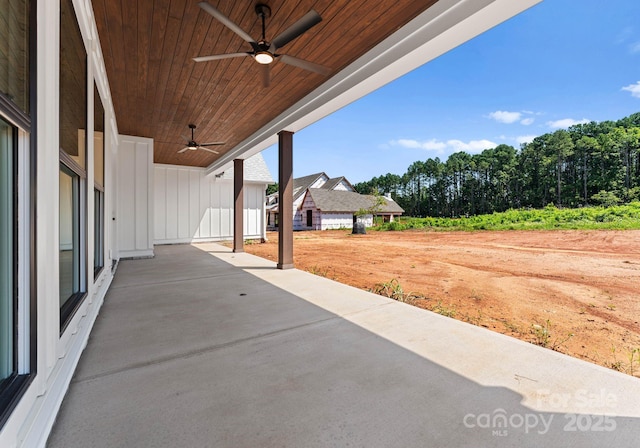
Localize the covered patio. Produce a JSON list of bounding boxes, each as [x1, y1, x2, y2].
[[7, 0, 640, 446], [48, 244, 640, 447]]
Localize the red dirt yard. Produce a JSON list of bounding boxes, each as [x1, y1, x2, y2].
[[240, 229, 640, 376]]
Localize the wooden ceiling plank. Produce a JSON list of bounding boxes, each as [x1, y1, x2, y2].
[[142, 0, 170, 137], [119, 0, 138, 133], [97, 0, 128, 129], [158, 7, 214, 147], [151, 0, 188, 133], [137, 0, 155, 137], [169, 0, 262, 144], [149, 16, 182, 137], [176, 8, 262, 146]]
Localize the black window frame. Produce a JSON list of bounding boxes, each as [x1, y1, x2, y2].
[[93, 83, 105, 279], [0, 0, 37, 428], [93, 187, 104, 278], [0, 119, 19, 409], [58, 0, 88, 334], [58, 155, 87, 334]]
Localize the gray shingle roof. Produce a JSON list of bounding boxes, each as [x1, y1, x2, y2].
[[320, 176, 353, 191], [223, 153, 274, 183], [293, 172, 327, 200], [306, 189, 404, 214]]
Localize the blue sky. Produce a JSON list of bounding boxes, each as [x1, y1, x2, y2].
[[261, 0, 640, 184]]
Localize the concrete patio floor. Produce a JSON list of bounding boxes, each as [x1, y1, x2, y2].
[[48, 243, 640, 447]]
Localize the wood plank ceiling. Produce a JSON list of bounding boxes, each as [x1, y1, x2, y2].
[[93, 0, 438, 167]]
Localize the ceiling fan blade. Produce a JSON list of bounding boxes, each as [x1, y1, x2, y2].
[[200, 147, 219, 154], [198, 2, 256, 44], [193, 52, 251, 63], [200, 142, 225, 146], [261, 64, 270, 88], [270, 9, 322, 51], [279, 54, 331, 76], [177, 147, 190, 154]]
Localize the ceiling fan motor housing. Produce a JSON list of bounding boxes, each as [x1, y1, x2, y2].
[[255, 4, 271, 19]]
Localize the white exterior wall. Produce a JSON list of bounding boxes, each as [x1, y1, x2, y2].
[[309, 177, 327, 189], [317, 214, 372, 230], [154, 164, 266, 244], [0, 1, 119, 447], [117, 135, 154, 258], [300, 193, 374, 230], [357, 214, 374, 227], [319, 213, 353, 230], [333, 180, 352, 191], [300, 194, 319, 230], [293, 175, 328, 230], [293, 195, 306, 231]]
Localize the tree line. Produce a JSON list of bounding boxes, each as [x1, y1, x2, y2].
[[354, 112, 640, 217]]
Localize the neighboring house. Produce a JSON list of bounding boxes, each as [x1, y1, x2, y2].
[[267, 172, 403, 230], [302, 189, 404, 230], [154, 153, 273, 244]]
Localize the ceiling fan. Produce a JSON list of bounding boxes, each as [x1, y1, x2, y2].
[[178, 124, 224, 154], [194, 1, 331, 87]]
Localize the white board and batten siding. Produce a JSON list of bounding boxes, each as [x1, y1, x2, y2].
[[154, 164, 268, 244], [117, 135, 154, 258]]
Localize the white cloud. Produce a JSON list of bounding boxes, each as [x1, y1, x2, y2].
[[622, 81, 640, 98], [391, 139, 447, 151], [488, 110, 522, 124], [546, 118, 590, 129], [630, 42, 640, 54], [520, 117, 535, 126], [390, 138, 496, 154], [446, 139, 497, 153], [488, 110, 537, 125], [516, 135, 537, 145]]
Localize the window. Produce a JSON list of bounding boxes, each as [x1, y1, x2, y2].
[[59, 0, 87, 331], [0, 117, 16, 389], [93, 84, 104, 277], [306, 209, 312, 227], [0, 0, 34, 428], [59, 165, 80, 303]]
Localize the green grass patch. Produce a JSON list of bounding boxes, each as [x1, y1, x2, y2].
[[376, 202, 640, 231]]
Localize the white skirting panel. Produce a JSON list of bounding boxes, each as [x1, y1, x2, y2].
[[154, 164, 267, 244]]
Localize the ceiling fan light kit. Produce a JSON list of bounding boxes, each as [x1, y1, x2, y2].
[[255, 51, 274, 64]]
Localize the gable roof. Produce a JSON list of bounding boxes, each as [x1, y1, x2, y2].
[[293, 172, 327, 200], [306, 189, 404, 214], [222, 153, 274, 183], [321, 176, 354, 191]]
